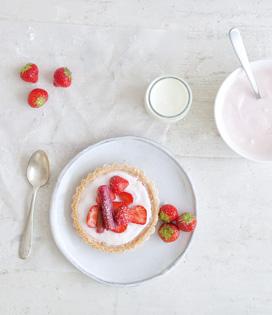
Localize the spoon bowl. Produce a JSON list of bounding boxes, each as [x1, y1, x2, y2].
[[27, 150, 50, 188]]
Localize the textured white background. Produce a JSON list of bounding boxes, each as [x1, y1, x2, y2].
[[1, 0, 272, 314]]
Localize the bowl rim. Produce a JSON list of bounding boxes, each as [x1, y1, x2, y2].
[[214, 59, 272, 163]]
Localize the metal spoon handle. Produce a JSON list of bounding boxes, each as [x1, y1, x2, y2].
[[229, 28, 261, 99], [19, 187, 38, 259]]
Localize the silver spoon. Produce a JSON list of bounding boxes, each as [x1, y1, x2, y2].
[[229, 27, 261, 99], [19, 150, 50, 259]]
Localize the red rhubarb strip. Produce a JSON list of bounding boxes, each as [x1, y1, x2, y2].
[[96, 207, 105, 233], [97, 185, 116, 230]]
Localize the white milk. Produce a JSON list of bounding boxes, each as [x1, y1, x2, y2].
[[216, 60, 272, 161], [145, 76, 192, 122]]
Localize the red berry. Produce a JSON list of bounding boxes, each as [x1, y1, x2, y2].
[[112, 201, 126, 212], [97, 185, 115, 231], [86, 205, 99, 228], [128, 205, 147, 225], [177, 212, 197, 232], [110, 190, 116, 201], [20, 63, 39, 83], [110, 176, 129, 194], [158, 223, 180, 243], [114, 205, 129, 226], [118, 191, 134, 205], [111, 223, 127, 233], [53, 67, 72, 87], [27, 88, 48, 108], [159, 204, 179, 223]]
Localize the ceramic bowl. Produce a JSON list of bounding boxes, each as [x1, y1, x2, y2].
[[215, 59, 272, 162]]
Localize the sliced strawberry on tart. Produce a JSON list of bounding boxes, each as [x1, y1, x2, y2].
[[71, 164, 159, 253]]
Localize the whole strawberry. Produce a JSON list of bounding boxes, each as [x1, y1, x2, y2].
[[158, 223, 180, 243], [177, 212, 197, 232], [28, 88, 48, 108], [53, 67, 72, 87], [20, 63, 39, 83], [159, 204, 178, 223]]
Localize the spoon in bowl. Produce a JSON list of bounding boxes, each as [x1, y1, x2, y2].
[[229, 27, 261, 99], [19, 150, 50, 259]]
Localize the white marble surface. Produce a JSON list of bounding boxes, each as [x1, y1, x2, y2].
[[1, 0, 272, 314]]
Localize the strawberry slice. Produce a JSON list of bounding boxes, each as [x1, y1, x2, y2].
[[114, 205, 129, 226], [112, 201, 126, 214], [86, 205, 99, 228], [111, 224, 127, 233], [97, 185, 116, 230], [118, 191, 134, 205], [128, 205, 147, 225], [110, 176, 129, 193], [110, 190, 116, 201], [96, 207, 105, 233]]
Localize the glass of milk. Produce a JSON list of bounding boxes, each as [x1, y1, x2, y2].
[[145, 76, 192, 122]]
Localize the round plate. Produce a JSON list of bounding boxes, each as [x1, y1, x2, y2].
[[50, 136, 196, 286]]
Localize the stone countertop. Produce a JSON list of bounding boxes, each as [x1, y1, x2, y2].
[[0, 1, 272, 314]]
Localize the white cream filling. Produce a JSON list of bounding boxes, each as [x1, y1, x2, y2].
[[77, 171, 152, 246]]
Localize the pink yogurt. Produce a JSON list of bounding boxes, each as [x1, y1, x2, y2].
[[215, 60, 272, 161]]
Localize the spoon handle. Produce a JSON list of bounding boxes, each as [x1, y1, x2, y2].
[[19, 187, 38, 259], [229, 28, 261, 99]]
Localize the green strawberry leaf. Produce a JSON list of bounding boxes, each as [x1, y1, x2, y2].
[[159, 212, 170, 223], [35, 96, 46, 107], [20, 63, 32, 73], [160, 225, 174, 240], [182, 212, 193, 223], [64, 67, 72, 80]]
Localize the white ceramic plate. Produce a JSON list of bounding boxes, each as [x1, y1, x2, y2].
[[50, 136, 196, 286]]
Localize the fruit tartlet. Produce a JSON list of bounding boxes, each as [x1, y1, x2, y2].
[[71, 164, 159, 253]]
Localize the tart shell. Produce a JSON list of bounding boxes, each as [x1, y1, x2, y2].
[[71, 164, 159, 253]]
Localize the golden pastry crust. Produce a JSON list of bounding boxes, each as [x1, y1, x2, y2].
[[71, 164, 159, 253]]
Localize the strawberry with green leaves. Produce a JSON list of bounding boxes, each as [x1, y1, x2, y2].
[[20, 63, 39, 83], [28, 88, 48, 108], [159, 204, 178, 223], [158, 223, 180, 243], [177, 212, 196, 232], [53, 67, 72, 87]]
